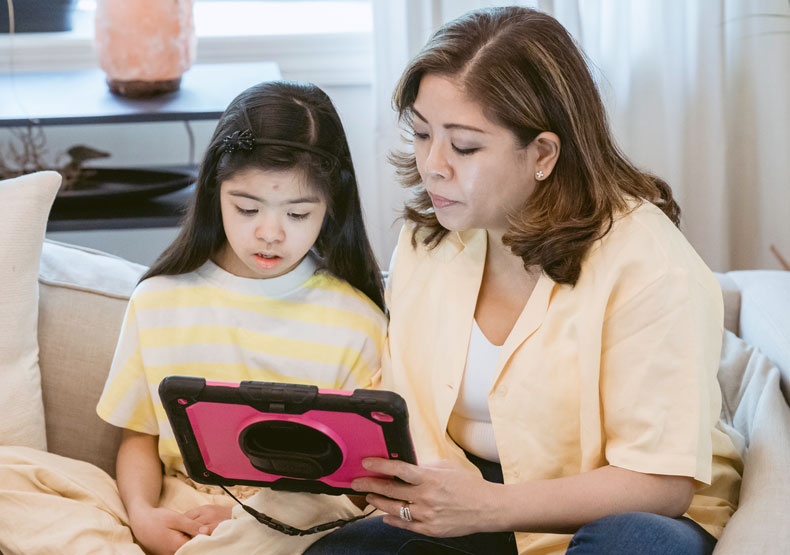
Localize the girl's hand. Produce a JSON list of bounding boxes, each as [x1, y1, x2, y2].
[[183, 504, 233, 535], [128, 504, 203, 555], [351, 457, 503, 538]]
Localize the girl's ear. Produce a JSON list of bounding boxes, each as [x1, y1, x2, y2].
[[532, 131, 561, 179]]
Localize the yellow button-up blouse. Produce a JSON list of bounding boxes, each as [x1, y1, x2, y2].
[[379, 201, 741, 554]]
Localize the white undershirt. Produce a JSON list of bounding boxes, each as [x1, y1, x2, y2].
[[447, 319, 502, 463]]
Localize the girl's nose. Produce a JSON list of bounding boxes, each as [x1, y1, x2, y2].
[[255, 218, 284, 244]]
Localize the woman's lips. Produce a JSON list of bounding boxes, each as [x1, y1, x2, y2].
[[254, 254, 282, 269], [430, 194, 458, 209]]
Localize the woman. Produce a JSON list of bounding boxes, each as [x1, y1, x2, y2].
[[306, 6, 740, 555]]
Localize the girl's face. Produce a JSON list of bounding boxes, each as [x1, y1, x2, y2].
[[411, 74, 537, 236], [215, 167, 327, 279]]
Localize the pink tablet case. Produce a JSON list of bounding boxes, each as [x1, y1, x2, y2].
[[159, 377, 417, 495]]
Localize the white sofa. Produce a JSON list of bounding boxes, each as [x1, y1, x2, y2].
[[711, 271, 790, 553], [1, 172, 788, 553], [29, 239, 790, 553]]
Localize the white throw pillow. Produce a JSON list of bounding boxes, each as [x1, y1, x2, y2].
[[0, 171, 61, 450]]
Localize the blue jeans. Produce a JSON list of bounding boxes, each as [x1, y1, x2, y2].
[[304, 449, 717, 555], [304, 511, 716, 555], [302, 515, 517, 555], [566, 512, 717, 555], [304, 451, 518, 555]]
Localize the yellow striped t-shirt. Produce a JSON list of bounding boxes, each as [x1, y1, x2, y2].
[[96, 254, 387, 475]]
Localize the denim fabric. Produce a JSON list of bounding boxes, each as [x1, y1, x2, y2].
[[566, 512, 718, 555], [305, 511, 717, 555], [302, 515, 518, 555], [303, 451, 518, 555], [305, 449, 716, 555]]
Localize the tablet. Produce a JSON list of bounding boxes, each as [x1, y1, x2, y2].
[[159, 376, 417, 496]]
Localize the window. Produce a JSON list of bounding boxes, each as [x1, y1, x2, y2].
[[70, 0, 371, 39], [0, 1, 372, 85]]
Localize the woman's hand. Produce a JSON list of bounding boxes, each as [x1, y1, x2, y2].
[[183, 504, 233, 535], [128, 504, 203, 555], [351, 457, 503, 538]]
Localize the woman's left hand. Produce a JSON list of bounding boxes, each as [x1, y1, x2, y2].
[[351, 457, 502, 538]]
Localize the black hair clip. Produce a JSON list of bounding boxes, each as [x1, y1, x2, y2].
[[222, 129, 256, 154], [220, 129, 340, 167]]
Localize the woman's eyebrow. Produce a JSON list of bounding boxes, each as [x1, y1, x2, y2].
[[412, 107, 487, 134]]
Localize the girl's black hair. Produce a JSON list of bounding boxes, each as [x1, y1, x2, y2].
[[141, 80, 384, 311]]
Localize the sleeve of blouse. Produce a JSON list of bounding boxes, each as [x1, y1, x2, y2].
[[600, 267, 724, 484]]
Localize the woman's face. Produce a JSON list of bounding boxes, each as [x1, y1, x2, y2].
[[214, 167, 327, 279], [411, 74, 538, 235]]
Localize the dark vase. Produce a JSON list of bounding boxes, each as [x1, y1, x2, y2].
[[0, 0, 78, 33]]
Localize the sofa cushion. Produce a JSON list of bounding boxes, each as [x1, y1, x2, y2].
[[0, 171, 61, 450], [38, 240, 147, 476], [714, 273, 741, 337], [727, 271, 790, 403], [714, 330, 790, 554]]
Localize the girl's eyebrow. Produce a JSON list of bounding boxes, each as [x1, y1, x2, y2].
[[412, 107, 487, 134], [228, 191, 321, 205]]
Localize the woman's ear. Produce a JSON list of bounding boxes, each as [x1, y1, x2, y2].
[[533, 131, 560, 180]]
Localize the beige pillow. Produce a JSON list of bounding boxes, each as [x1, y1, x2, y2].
[[0, 171, 61, 450]]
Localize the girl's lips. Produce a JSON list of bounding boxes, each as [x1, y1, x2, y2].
[[254, 254, 282, 269], [430, 194, 458, 209]]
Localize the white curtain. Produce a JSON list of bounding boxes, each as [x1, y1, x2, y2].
[[369, 0, 438, 263], [372, 0, 790, 271]]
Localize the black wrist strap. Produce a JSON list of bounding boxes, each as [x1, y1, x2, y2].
[[219, 484, 375, 536]]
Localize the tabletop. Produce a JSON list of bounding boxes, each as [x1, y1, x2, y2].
[[0, 61, 282, 126]]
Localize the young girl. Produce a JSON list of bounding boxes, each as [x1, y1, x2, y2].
[[96, 80, 387, 555]]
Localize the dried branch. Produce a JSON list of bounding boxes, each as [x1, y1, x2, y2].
[[7, 126, 48, 174], [0, 127, 111, 190], [770, 244, 790, 271]]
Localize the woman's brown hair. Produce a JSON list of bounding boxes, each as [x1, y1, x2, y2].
[[392, 6, 680, 286]]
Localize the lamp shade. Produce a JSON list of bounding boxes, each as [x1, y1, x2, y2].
[[94, 0, 196, 97]]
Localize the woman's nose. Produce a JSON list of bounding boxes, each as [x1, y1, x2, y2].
[[255, 218, 284, 243], [422, 141, 452, 181]]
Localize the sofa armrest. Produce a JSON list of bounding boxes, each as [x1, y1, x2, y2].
[[38, 240, 146, 477], [713, 363, 790, 554], [727, 271, 790, 403]]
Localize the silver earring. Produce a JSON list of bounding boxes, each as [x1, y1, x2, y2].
[[536, 170, 545, 180]]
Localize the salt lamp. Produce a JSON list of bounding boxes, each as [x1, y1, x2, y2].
[[94, 0, 196, 98]]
